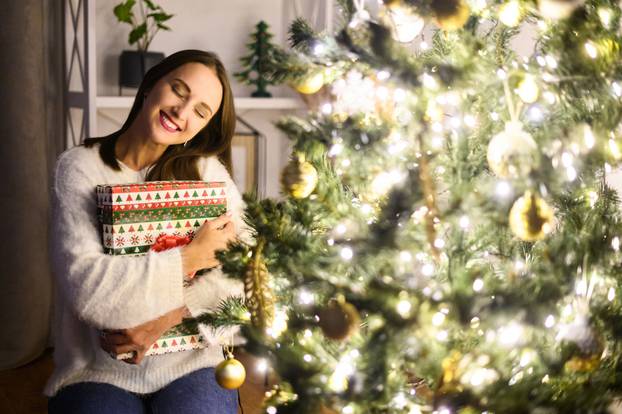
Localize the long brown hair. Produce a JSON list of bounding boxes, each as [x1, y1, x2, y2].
[[84, 50, 235, 180]]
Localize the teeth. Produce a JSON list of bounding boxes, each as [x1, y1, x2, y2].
[[161, 112, 178, 131]]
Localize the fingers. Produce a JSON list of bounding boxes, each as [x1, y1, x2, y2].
[[207, 213, 232, 229], [100, 332, 129, 345], [125, 349, 147, 365], [100, 337, 139, 356]]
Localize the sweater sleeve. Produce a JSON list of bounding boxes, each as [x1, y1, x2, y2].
[[183, 157, 249, 319], [50, 150, 185, 330]]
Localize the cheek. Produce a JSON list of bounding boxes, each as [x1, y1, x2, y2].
[[191, 117, 210, 134]]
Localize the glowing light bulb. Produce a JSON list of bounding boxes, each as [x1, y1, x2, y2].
[[499, 323, 524, 346], [459, 215, 470, 229], [397, 300, 412, 317], [377, 70, 390, 80], [544, 55, 557, 69], [544, 315, 555, 328], [517, 76, 539, 103], [464, 114, 477, 128], [473, 278, 484, 292], [598, 7, 613, 28], [313, 43, 326, 55], [341, 246, 354, 260], [267, 309, 288, 338], [608, 287, 616, 301], [422, 263, 435, 276], [585, 41, 598, 59], [257, 359, 268, 373], [613, 236, 620, 251], [298, 290, 315, 305], [499, 1, 522, 27], [609, 139, 621, 159], [432, 312, 446, 326], [495, 181, 512, 198]]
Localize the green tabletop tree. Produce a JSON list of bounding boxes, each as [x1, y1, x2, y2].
[[235, 20, 278, 98]]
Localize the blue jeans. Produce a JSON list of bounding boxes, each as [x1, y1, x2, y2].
[[48, 368, 238, 414]]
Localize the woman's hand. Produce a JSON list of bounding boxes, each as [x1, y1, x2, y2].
[[99, 306, 187, 364], [181, 213, 237, 275]]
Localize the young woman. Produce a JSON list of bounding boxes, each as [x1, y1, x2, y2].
[[45, 50, 249, 413]]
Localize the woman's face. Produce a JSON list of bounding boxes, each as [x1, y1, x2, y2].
[[140, 62, 224, 146]]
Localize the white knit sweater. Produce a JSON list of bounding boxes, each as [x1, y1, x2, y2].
[[44, 143, 246, 397]]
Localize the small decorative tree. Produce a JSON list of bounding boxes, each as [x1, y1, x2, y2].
[[235, 21, 278, 98]]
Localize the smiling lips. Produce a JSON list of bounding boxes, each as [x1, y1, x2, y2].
[[159, 110, 181, 132]]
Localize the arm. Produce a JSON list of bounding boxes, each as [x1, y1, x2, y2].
[[51, 151, 185, 329]]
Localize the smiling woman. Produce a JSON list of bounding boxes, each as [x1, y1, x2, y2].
[[85, 49, 236, 180], [45, 50, 248, 414]]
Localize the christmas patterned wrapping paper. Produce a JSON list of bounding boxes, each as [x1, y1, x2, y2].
[[96, 180, 227, 357], [96, 181, 227, 256]]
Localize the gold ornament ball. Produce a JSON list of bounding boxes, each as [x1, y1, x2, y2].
[[432, 0, 470, 31], [383, 0, 403, 9], [215, 356, 246, 389], [509, 191, 554, 242], [487, 121, 538, 178], [294, 72, 325, 95], [281, 157, 319, 199], [564, 355, 600, 373], [318, 300, 360, 341]]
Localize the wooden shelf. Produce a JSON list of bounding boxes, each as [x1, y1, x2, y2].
[[96, 96, 306, 111]]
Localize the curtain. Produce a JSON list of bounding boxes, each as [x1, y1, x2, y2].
[[0, 0, 63, 369]]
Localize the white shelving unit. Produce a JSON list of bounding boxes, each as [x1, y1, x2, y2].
[[96, 96, 306, 111]]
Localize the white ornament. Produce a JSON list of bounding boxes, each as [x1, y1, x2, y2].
[[556, 314, 600, 354], [487, 121, 538, 178], [387, 7, 425, 43]]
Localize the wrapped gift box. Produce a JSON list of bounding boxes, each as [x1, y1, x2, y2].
[[96, 181, 227, 256], [96, 180, 227, 356]]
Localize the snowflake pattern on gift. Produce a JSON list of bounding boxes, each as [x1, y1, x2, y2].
[[105, 236, 112, 247], [144, 234, 154, 245], [115, 236, 125, 247], [130, 235, 140, 245]]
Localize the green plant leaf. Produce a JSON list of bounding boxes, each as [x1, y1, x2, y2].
[[156, 23, 172, 31], [143, 0, 158, 11], [113, 0, 135, 23], [129, 23, 147, 45], [148, 12, 174, 22]]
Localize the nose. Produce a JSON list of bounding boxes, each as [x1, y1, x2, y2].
[[170, 100, 191, 124]]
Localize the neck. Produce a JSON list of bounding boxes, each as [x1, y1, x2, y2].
[[115, 124, 168, 171]]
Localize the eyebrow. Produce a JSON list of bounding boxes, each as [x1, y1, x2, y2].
[[173, 78, 213, 116]]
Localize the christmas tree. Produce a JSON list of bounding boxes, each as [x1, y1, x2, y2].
[[199, 0, 622, 412], [235, 20, 279, 97]]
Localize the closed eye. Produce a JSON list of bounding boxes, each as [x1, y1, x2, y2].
[[195, 108, 207, 119], [171, 83, 186, 98]]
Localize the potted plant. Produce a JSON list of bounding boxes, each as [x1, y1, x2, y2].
[[114, 0, 174, 90]]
